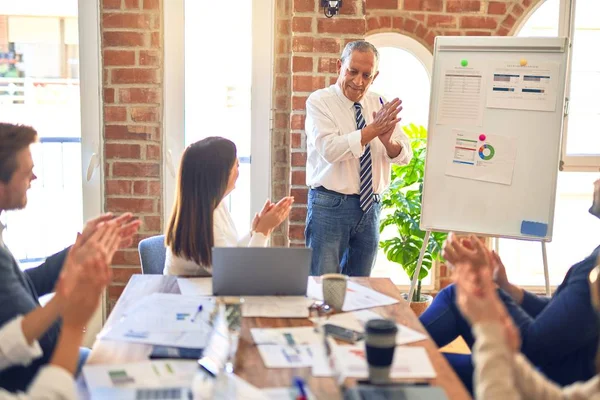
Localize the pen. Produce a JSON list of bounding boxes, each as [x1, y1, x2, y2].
[[190, 304, 203, 322], [379, 97, 384, 107], [293, 376, 307, 400]]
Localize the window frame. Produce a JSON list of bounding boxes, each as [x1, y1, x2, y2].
[[365, 32, 436, 291], [162, 0, 274, 225]]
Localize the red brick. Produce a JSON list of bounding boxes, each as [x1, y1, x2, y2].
[[108, 284, 125, 299], [146, 144, 161, 160], [522, 0, 532, 7], [496, 26, 510, 36], [512, 4, 524, 16], [105, 143, 141, 159], [119, 88, 160, 104], [403, 0, 443, 12], [143, 0, 159, 10], [415, 23, 428, 39], [123, 0, 139, 9], [314, 38, 341, 53], [274, 113, 288, 129], [292, 36, 313, 52], [501, 13, 516, 28], [290, 207, 307, 222], [275, 94, 288, 109], [278, 20, 290, 35], [105, 180, 132, 195], [277, 38, 289, 54], [272, 165, 287, 181], [466, 30, 492, 36], [133, 180, 148, 195], [366, 0, 398, 9], [105, 125, 155, 141], [366, 17, 380, 32], [276, 57, 290, 74], [292, 96, 308, 110], [460, 16, 498, 30], [106, 197, 155, 213], [130, 107, 159, 122], [103, 31, 144, 47], [275, 77, 289, 91], [428, 14, 456, 28], [139, 50, 160, 66], [104, 88, 115, 103], [113, 162, 160, 177], [103, 50, 135, 66], [112, 267, 140, 283], [104, 106, 127, 122], [291, 114, 306, 130], [446, 0, 481, 12], [103, 0, 121, 9], [291, 152, 307, 167], [392, 17, 404, 29], [151, 32, 161, 48], [292, 17, 313, 33], [424, 31, 436, 48], [317, 57, 337, 74], [294, 0, 316, 12], [112, 68, 159, 84], [317, 18, 365, 35], [288, 224, 305, 241], [291, 170, 306, 185], [143, 215, 161, 232], [103, 13, 152, 29], [149, 181, 161, 196], [339, 0, 360, 14], [291, 132, 303, 148], [488, 1, 507, 15], [293, 76, 326, 92], [112, 251, 141, 267], [275, 148, 288, 163], [292, 56, 313, 72], [404, 18, 418, 33]]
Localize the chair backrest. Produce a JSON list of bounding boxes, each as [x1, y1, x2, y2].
[[138, 234, 166, 275]]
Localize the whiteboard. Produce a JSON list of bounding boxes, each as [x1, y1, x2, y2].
[[421, 37, 569, 241]]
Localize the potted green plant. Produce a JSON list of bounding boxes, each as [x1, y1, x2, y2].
[[379, 124, 448, 316]]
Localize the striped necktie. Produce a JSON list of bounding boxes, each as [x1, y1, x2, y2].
[[354, 103, 374, 212]]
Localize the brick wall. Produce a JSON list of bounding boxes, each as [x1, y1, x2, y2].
[[100, 0, 163, 312], [275, 0, 542, 287]]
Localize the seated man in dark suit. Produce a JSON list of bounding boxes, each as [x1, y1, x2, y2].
[[0, 123, 141, 391]]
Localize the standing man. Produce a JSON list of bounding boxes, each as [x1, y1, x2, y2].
[[305, 40, 412, 276]]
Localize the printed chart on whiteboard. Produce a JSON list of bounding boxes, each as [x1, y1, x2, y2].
[[446, 129, 517, 185], [487, 61, 559, 112], [436, 63, 485, 126]]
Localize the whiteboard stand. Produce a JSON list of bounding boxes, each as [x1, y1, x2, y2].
[[541, 241, 550, 296], [408, 231, 431, 304]]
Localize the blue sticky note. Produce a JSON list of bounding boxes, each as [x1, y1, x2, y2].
[[520, 220, 548, 237]]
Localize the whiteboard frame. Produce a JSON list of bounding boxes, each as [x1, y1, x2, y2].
[[421, 36, 569, 242]]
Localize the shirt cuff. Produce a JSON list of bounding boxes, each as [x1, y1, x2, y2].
[[27, 365, 76, 400], [346, 129, 364, 158], [249, 231, 269, 247], [472, 321, 506, 344], [0, 316, 43, 369]]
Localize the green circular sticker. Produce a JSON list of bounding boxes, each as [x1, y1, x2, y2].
[[460, 59, 468, 67]]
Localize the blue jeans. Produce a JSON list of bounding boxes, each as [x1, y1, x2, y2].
[[305, 188, 381, 276]]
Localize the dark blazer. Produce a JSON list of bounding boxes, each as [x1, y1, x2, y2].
[[0, 245, 69, 392]]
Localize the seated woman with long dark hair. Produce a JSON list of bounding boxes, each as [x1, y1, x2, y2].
[[164, 137, 293, 276]]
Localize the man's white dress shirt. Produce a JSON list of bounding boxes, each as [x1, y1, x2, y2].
[[305, 84, 412, 195]]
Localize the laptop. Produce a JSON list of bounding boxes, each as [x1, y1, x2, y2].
[[212, 247, 312, 296]]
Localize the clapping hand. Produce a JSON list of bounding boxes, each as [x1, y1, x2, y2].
[[80, 212, 142, 251], [254, 196, 294, 236]]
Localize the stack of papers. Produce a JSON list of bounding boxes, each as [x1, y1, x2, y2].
[[306, 279, 399, 311], [312, 343, 436, 379], [83, 360, 197, 389], [98, 293, 215, 349], [256, 344, 316, 368], [319, 310, 428, 345]]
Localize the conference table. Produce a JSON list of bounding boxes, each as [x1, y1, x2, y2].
[[77, 275, 471, 399]]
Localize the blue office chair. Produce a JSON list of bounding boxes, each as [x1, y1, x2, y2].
[[138, 234, 166, 275]]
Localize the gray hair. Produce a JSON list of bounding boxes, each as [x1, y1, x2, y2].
[[340, 41, 379, 69]]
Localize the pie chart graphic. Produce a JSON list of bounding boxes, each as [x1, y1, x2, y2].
[[478, 144, 495, 161]]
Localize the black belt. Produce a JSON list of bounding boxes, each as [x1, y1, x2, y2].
[[312, 186, 381, 203]]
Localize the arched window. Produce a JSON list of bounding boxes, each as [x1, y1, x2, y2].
[[366, 33, 433, 286]]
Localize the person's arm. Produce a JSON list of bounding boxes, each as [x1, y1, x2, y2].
[[472, 322, 564, 400], [518, 266, 597, 365], [385, 124, 412, 165], [24, 248, 70, 297], [305, 95, 365, 164]]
